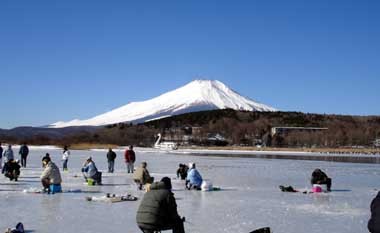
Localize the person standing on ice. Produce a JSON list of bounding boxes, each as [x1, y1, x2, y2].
[[124, 145, 136, 173], [18, 142, 29, 168], [62, 145, 70, 172], [186, 163, 203, 190], [0, 142, 3, 170], [368, 191, 380, 233], [2, 145, 14, 174], [106, 148, 117, 173], [136, 177, 185, 233]]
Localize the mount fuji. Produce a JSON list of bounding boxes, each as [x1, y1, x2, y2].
[[49, 80, 276, 128]]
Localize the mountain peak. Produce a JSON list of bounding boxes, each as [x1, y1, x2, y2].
[[49, 80, 276, 128]]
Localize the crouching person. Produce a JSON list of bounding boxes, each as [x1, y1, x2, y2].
[[177, 163, 189, 180], [82, 157, 102, 185], [136, 177, 185, 233], [41, 156, 62, 193], [186, 163, 203, 190], [133, 162, 154, 190], [311, 168, 332, 192], [4, 159, 21, 181]]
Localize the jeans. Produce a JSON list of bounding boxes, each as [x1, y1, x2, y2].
[[108, 160, 115, 173], [127, 162, 134, 173], [21, 155, 27, 168], [62, 159, 68, 171]]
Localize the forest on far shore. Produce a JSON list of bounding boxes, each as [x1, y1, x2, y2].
[[4, 109, 377, 149]]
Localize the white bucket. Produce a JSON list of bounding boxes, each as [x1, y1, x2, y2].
[[201, 180, 213, 191]]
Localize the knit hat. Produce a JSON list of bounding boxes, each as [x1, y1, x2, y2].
[[161, 177, 172, 190]]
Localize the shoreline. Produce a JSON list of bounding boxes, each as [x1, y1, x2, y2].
[[6, 143, 380, 164], [169, 149, 380, 164], [179, 146, 380, 155]]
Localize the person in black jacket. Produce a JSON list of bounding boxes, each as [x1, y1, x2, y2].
[[311, 168, 332, 191], [3, 159, 21, 181], [18, 143, 29, 168], [369, 191, 380, 233], [106, 148, 117, 173], [136, 177, 185, 233], [0, 142, 3, 170], [176, 164, 189, 180]]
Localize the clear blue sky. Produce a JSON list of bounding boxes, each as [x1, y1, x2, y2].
[[0, 1, 379, 129]]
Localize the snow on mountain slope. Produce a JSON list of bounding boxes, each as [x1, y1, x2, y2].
[[49, 80, 276, 128]]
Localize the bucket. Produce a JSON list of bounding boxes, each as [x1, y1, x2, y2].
[[87, 178, 95, 186], [201, 180, 213, 191], [49, 184, 62, 193], [312, 184, 323, 193]]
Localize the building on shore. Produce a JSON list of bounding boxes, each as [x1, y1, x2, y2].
[[271, 127, 328, 136], [374, 139, 380, 148]]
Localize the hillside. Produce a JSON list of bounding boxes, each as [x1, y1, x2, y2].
[[54, 110, 380, 148]]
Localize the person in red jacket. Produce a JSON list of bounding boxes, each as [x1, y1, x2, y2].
[[124, 145, 136, 173]]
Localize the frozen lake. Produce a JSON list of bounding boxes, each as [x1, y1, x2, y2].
[[0, 147, 378, 233]]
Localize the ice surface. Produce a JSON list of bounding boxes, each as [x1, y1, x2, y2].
[[0, 147, 376, 233]]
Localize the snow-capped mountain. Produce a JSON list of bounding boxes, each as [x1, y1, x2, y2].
[[49, 80, 276, 128]]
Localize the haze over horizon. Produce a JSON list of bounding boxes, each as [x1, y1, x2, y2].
[[1, 1, 379, 129]]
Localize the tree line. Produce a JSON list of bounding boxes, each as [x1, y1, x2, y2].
[[2, 110, 380, 148]]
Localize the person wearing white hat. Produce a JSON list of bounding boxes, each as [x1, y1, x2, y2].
[[82, 156, 102, 185]]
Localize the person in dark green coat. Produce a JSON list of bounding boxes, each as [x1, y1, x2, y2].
[[136, 177, 185, 233]]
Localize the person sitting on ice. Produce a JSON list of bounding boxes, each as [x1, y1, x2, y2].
[[311, 168, 332, 192], [176, 163, 189, 180], [3, 159, 21, 181], [186, 163, 203, 190], [136, 177, 185, 233], [40, 156, 62, 193], [368, 191, 380, 233], [5, 222, 24, 233], [133, 162, 154, 190], [82, 156, 102, 185]]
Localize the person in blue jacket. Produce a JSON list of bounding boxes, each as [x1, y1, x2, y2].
[[82, 157, 102, 185], [185, 163, 203, 190]]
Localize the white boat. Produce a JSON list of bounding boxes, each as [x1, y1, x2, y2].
[[154, 133, 178, 150]]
